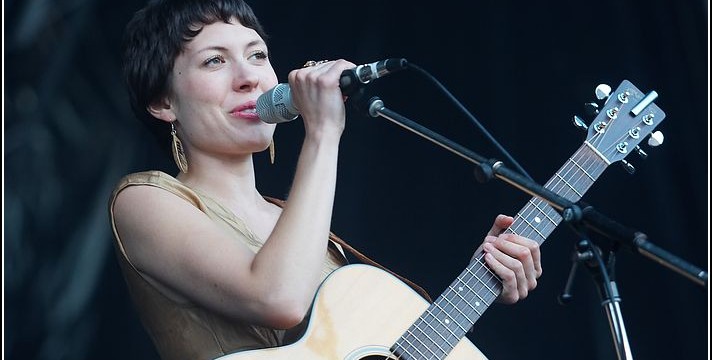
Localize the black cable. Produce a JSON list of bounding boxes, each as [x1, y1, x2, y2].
[[406, 62, 534, 182]]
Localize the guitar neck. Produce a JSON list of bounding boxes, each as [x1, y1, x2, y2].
[[392, 143, 608, 359]]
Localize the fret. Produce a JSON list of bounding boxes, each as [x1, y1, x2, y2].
[[553, 172, 583, 198], [511, 207, 560, 245], [420, 324, 455, 355], [445, 289, 487, 321], [454, 269, 498, 312], [392, 333, 417, 360], [512, 199, 559, 241], [446, 285, 481, 318], [568, 157, 595, 181], [524, 197, 560, 225], [434, 298, 476, 340], [430, 303, 468, 332], [464, 266, 499, 298], [518, 215, 547, 240], [412, 319, 449, 355], [473, 263, 502, 300], [396, 318, 448, 359], [468, 254, 500, 281], [439, 291, 475, 322], [421, 307, 461, 349], [398, 328, 434, 359], [441, 276, 489, 318], [429, 301, 468, 337], [451, 271, 491, 310]]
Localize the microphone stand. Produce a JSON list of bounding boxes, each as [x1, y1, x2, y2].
[[350, 94, 708, 360], [353, 95, 708, 287], [560, 232, 634, 360]]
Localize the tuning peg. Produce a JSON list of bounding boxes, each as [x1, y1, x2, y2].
[[634, 145, 648, 159], [595, 84, 612, 101], [648, 131, 664, 147], [584, 102, 599, 117], [620, 159, 636, 174], [573, 115, 589, 131]]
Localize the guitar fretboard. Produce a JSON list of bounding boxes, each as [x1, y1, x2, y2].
[[392, 144, 608, 359]]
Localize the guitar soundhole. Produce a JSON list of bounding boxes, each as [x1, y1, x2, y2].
[[345, 345, 398, 360]]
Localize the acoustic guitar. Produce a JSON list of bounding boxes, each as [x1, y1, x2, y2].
[[217, 80, 666, 359]]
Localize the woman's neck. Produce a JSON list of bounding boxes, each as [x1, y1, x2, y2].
[[176, 152, 264, 208]]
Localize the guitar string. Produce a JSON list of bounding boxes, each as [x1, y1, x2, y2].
[[411, 319, 450, 356], [395, 329, 430, 360]]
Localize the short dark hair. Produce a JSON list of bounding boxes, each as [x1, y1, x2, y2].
[[121, 0, 267, 152]]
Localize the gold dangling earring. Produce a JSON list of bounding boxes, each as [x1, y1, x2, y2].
[[269, 139, 275, 165], [171, 122, 189, 173]]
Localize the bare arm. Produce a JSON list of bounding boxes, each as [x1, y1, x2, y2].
[[114, 59, 357, 330]]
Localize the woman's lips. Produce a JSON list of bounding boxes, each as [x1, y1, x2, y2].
[[230, 101, 259, 121]]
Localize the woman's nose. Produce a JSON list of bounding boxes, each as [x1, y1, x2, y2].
[[232, 63, 260, 92]]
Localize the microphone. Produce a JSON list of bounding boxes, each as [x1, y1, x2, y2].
[[256, 58, 408, 124]]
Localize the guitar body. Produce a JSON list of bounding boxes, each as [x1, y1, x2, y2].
[[217, 264, 487, 360]]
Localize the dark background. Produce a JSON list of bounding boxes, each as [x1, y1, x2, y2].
[[4, 0, 708, 359]]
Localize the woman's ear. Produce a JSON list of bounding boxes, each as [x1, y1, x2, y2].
[[147, 97, 176, 123]]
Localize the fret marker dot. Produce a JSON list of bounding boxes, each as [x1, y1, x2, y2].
[[444, 319, 450, 324], [458, 286, 464, 291], [534, 216, 541, 223], [475, 301, 481, 307]]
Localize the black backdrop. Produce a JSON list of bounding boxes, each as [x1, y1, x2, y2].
[[4, 0, 708, 359]]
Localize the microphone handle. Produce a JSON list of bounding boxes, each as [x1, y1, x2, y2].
[[340, 58, 409, 96], [339, 70, 362, 96]]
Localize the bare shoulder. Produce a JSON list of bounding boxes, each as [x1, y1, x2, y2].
[[111, 183, 231, 277], [111, 183, 259, 310], [111, 182, 231, 250], [113, 183, 176, 212], [112, 185, 196, 300], [111, 184, 205, 266], [112, 184, 193, 239]]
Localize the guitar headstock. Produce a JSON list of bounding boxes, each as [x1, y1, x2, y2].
[[583, 80, 666, 166]]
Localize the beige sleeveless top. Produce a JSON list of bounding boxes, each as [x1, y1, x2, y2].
[[108, 171, 346, 360]]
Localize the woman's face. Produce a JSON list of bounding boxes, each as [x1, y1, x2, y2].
[[166, 19, 278, 159]]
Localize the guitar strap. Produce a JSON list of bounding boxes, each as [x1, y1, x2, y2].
[[326, 231, 433, 302], [265, 197, 433, 303]]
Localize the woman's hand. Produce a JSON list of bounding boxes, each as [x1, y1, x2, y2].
[[287, 59, 356, 140], [477, 215, 542, 304]]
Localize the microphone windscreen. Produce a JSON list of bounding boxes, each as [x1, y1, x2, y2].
[[256, 84, 299, 124]]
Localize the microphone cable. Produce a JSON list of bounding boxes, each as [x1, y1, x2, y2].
[[406, 61, 534, 182]]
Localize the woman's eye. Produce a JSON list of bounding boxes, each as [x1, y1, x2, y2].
[[249, 51, 268, 61], [204, 55, 225, 66]]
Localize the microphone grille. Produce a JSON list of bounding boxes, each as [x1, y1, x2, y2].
[[256, 84, 299, 124]]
